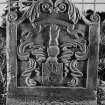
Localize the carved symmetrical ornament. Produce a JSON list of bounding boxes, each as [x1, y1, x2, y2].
[[11, 0, 90, 88], [6, 3, 100, 105], [6, 0, 100, 105]]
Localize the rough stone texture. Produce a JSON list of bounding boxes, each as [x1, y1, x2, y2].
[[7, 98, 97, 105]]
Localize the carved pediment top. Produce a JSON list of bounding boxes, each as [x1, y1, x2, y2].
[[16, 0, 81, 25]]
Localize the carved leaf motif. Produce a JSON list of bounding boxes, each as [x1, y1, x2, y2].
[[17, 0, 39, 24], [67, 1, 81, 24], [25, 76, 37, 87], [21, 58, 37, 77], [75, 40, 88, 60], [69, 60, 83, 78], [18, 40, 33, 60], [28, 2, 39, 23], [67, 77, 79, 87], [31, 45, 46, 62], [21, 58, 41, 87]]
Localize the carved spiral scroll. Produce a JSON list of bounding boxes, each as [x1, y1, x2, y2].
[[60, 41, 76, 61], [67, 77, 79, 87], [25, 77, 37, 87], [18, 38, 46, 86], [59, 29, 87, 86], [75, 40, 88, 60], [69, 60, 83, 77], [8, 12, 18, 23], [21, 58, 41, 87], [21, 58, 37, 77], [90, 13, 100, 23], [31, 45, 46, 62], [65, 60, 83, 87], [18, 40, 34, 60]]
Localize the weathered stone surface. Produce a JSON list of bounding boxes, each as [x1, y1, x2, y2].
[[6, 0, 100, 104]]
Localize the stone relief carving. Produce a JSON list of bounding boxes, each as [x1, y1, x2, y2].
[[13, 0, 90, 88], [1, 1, 102, 105], [6, 0, 100, 104]]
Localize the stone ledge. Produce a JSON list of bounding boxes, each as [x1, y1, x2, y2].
[[7, 98, 97, 105]]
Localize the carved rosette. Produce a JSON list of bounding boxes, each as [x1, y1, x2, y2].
[[90, 13, 100, 23], [8, 12, 17, 23]]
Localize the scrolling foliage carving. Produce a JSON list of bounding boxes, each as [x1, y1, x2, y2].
[[16, 0, 89, 88]]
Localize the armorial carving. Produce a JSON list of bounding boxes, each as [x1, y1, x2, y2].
[[15, 0, 92, 88], [6, 0, 100, 104], [5, 0, 99, 94]]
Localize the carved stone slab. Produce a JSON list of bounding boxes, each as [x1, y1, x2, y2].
[[6, 0, 100, 104]]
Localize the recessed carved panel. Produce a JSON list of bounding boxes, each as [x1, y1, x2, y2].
[[14, 0, 89, 88]]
